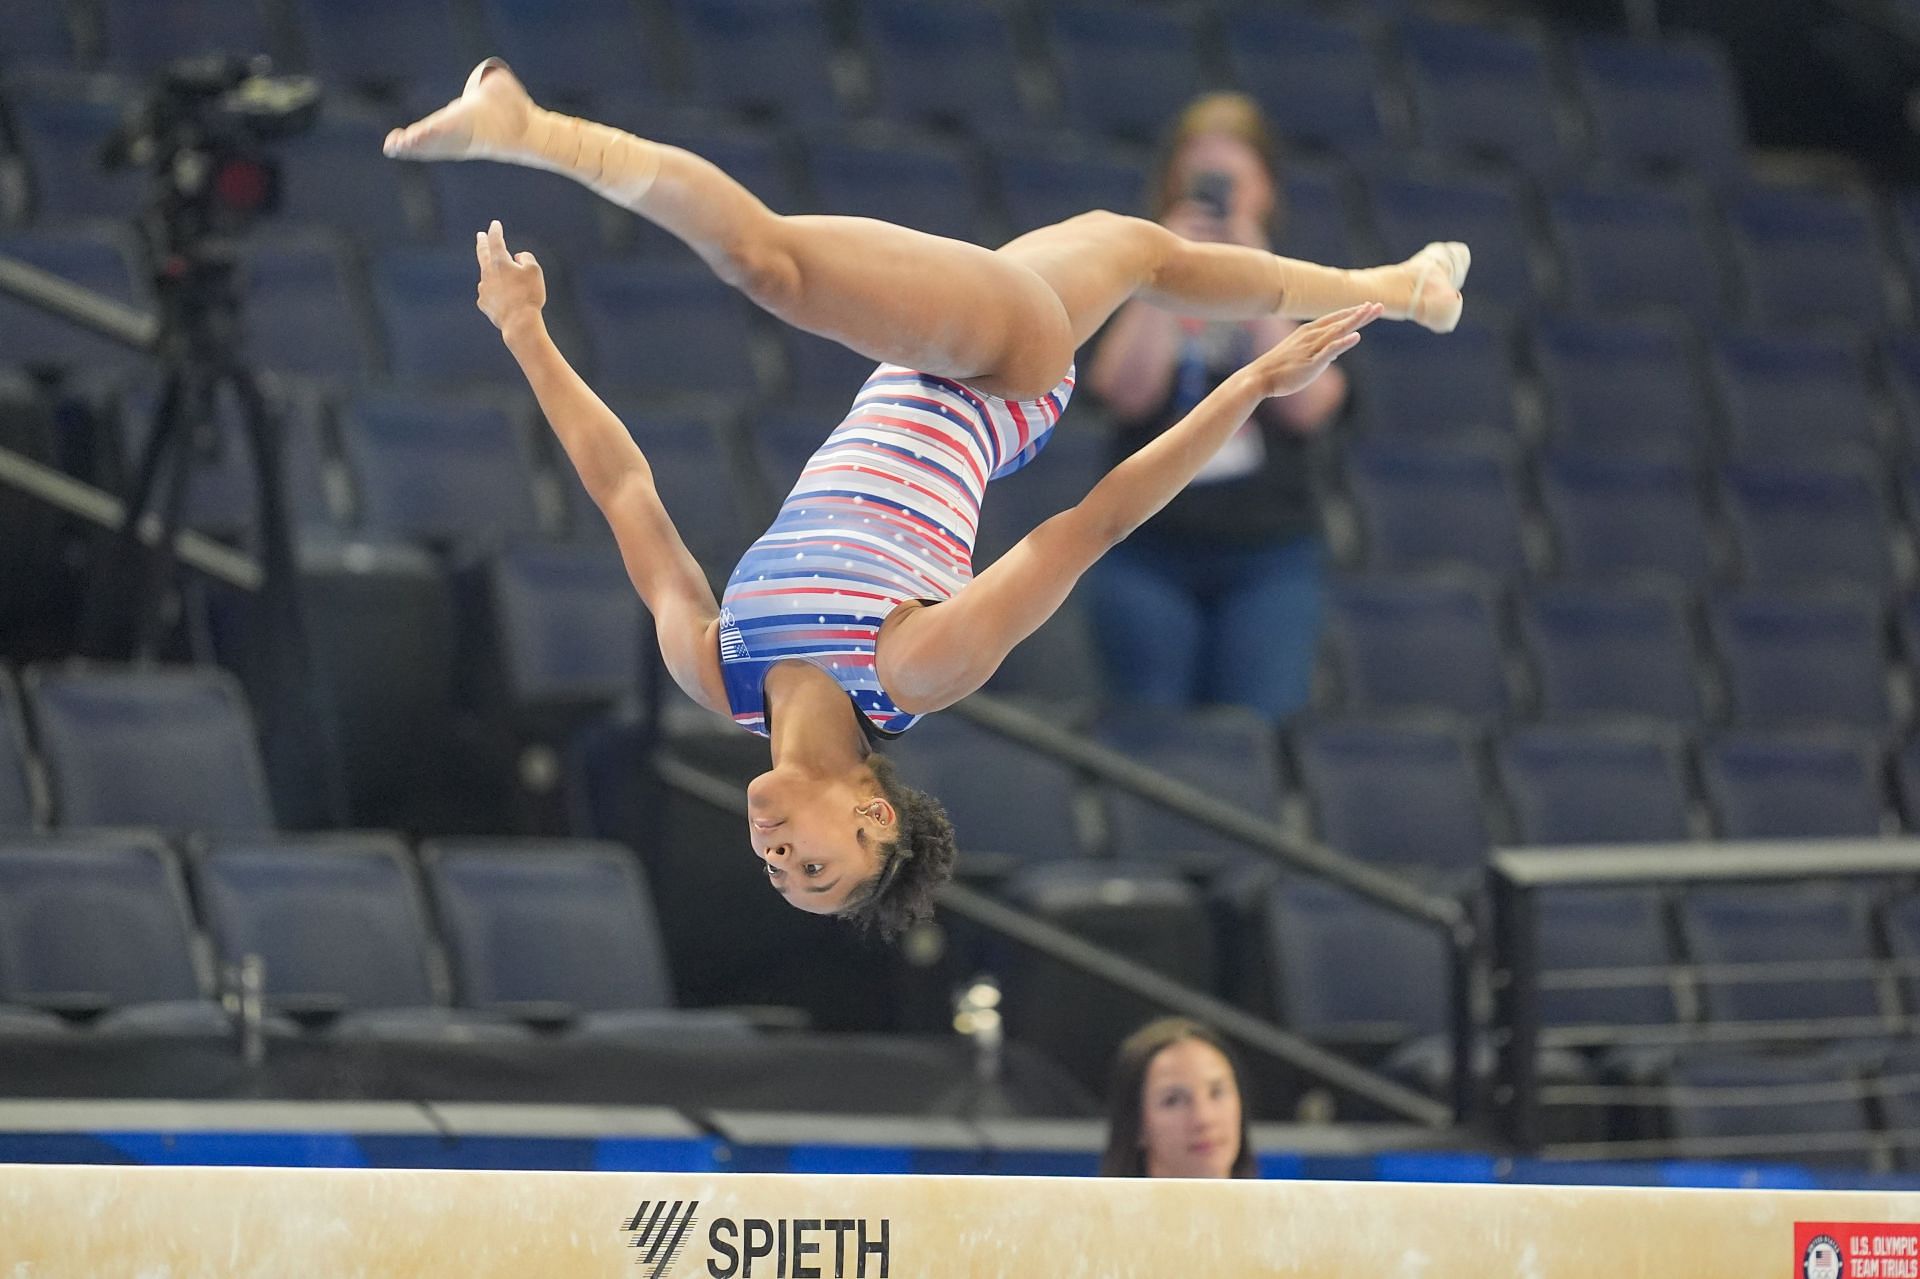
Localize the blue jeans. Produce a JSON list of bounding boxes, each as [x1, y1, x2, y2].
[[1083, 534, 1326, 723]]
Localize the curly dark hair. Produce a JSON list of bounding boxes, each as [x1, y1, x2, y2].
[[836, 752, 957, 942]]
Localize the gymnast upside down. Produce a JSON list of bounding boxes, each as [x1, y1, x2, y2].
[[385, 60, 1471, 938]]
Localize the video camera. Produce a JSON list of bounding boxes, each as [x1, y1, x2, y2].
[[100, 54, 322, 245]]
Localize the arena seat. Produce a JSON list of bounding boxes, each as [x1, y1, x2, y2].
[[25, 665, 274, 833], [1518, 582, 1702, 723]]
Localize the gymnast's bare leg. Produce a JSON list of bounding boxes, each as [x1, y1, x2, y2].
[[385, 60, 1469, 400]]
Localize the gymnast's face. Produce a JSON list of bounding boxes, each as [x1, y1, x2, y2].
[[747, 767, 892, 915], [1138, 1038, 1243, 1179]]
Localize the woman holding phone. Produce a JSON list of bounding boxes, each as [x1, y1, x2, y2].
[[1085, 93, 1352, 726]]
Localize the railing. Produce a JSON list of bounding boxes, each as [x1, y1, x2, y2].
[[1489, 839, 1920, 1153]]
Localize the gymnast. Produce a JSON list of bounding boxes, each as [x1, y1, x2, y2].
[[385, 61, 1470, 938]]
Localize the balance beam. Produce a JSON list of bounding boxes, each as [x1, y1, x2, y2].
[[2, 1163, 1918, 1277]]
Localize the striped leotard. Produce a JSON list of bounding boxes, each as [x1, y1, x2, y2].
[[719, 362, 1076, 738]]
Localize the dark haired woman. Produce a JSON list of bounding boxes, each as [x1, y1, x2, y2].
[[1102, 1017, 1256, 1179], [389, 61, 1468, 938], [1086, 91, 1349, 725]]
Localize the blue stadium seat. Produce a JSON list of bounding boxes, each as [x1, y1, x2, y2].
[[0, 671, 39, 831], [190, 833, 518, 1039], [422, 839, 753, 1038], [1711, 330, 1875, 459], [1344, 440, 1529, 577], [574, 259, 761, 399], [1263, 876, 1450, 1041], [1664, 1049, 1874, 1166], [97, 0, 275, 74], [1702, 731, 1885, 839], [1571, 37, 1745, 184], [1726, 186, 1890, 329], [987, 133, 1146, 236], [1365, 171, 1536, 316], [339, 393, 542, 547], [1397, 18, 1567, 177], [285, 0, 468, 94], [998, 861, 1217, 1094], [482, 544, 644, 718], [1346, 318, 1516, 442], [861, 0, 1029, 132], [3, 71, 145, 223], [1708, 590, 1890, 730], [24, 665, 273, 832], [881, 715, 1083, 867], [1093, 705, 1283, 866], [671, 0, 841, 122], [0, 0, 76, 66], [276, 103, 420, 245], [369, 248, 529, 385], [1719, 459, 1894, 589], [1225, 9, 1390, 157], [0, 834, 223, 1031], [803, 127, 983, 244], [1277, 161, 1360, 268], [1292, 717, 1491, 873], [425, 163, 609, 253], [1530, 315, 1709, 457], [1496, 724, 1692, 845], [1533, 887, 1679, 1027], [1550, 182, 1727, 324], [1325, 576, 1508, 719], [1538, 450, 1714, 585], [1045, 2, 1203, 144], [241, 237, 375, 381], [592, 401, 750, 571], [1679, 885, 1887, 1023], [474, 0, 660, 109], [1519, 582, 1702, 722], [0, 228, 146, 377]]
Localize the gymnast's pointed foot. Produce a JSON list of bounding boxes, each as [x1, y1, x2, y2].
[[1403, 240, 1471, 334], [383, 57, 537, 163]]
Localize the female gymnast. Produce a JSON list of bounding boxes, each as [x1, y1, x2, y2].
[[385, 61, 1470, 938]]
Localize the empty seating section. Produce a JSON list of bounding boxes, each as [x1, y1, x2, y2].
[[339, 392, 541, 546], [1571, 37, 1745, 183]]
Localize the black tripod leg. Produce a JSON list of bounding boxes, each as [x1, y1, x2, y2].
[[228, 367, 349, 826], [78, 367, 187, 657], [128, 369, 208, 659]]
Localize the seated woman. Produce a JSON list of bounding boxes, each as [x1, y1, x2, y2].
[[387, 61, 1470, 938], [1101, 1017, 1255, 1179]]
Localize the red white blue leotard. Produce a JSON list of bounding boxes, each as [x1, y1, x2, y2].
[[718, 362, 1076, 738]]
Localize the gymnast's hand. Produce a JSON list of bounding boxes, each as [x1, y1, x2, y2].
[[1249, 302, 1379, 398], [474, 219, 546, 335]]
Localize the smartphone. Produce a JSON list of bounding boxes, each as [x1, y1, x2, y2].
[[1187, 170, 1235, 219]]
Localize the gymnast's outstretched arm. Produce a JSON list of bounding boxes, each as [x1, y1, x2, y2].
[[875, 304, 1381, 713], [474, 220, 728, 712]]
